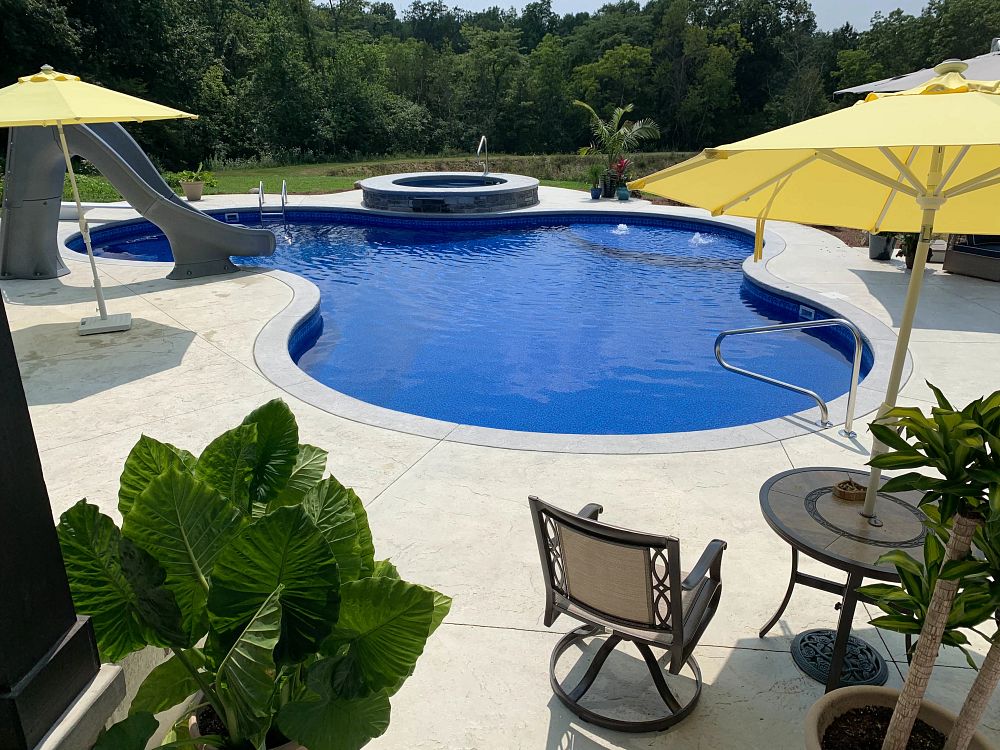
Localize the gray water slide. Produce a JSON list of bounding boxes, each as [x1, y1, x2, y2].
[[0, 123, 275, 280]]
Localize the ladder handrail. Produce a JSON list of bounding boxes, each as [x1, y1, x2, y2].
[[258, 180, 287, 224], [476, 135, 488, 176], [714, 317, 864, 436]]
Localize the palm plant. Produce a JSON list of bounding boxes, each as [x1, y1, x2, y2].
[[573, 101, 660, 175], [862, 385, 1000, 750]]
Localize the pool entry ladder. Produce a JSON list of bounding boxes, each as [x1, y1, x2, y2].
[[714, 318, 864, 437], [259, 179, 287, 224]]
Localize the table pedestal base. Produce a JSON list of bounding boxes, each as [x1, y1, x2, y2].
[[791, 629, 888, 687]]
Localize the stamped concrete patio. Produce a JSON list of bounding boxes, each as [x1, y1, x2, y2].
[[4, 187, 999, 748]]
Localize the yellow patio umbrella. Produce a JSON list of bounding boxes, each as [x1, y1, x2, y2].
[[0, 65, 196, 334], [630, 60, 1000, 521]]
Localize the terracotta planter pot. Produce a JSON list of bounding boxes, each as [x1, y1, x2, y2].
[[181, 181, 204, 201], [188, 714, 303, 750], [804, 685, 995, 750]]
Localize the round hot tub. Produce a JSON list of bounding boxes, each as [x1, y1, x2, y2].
[[359, 171, 539, 213]]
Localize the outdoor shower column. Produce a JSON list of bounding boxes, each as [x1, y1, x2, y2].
[[0, 299, 111, 750]]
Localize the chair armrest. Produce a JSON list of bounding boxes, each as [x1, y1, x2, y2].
[[577, 503, 604, 520], [682, 539, 727, 590]]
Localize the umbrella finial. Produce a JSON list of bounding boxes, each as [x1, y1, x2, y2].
[[934, 59, 969, 75], [40, 64, 53, 73]]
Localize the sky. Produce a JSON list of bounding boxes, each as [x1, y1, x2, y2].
[[390, 1, 929, 31]]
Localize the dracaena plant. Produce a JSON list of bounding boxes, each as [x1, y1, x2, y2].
[[860, 508, 1000, 750], [860, 384, 1000, 750], [57, 399, 451, 750]]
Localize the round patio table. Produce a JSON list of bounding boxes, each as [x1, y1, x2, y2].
[[759, 467, 927, 692]]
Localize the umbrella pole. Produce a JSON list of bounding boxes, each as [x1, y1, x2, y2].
[[861, 148, 946, 524], [55, 123, 131, 335]]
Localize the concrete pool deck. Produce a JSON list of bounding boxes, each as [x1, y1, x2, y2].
[[4, 186, 1000, 748]]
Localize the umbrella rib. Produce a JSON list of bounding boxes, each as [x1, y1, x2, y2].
[[936, 145, 970, 194], [713, 153, 818, 215], [814, 150, 918, 197], [943, 163, 1000, 198], [877, 147, 927, 193], [873, 146, 919, 233]]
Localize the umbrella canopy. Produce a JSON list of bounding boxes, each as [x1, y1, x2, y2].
[[0, 65, 196, 334], [0, 66, 196, 126], [631, 67, 1000, 235], [630, 60, 1000, 521], [835, 42, 1000, 95]]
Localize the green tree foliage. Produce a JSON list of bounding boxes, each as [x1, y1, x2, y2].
[[2, 0, 993, 165]]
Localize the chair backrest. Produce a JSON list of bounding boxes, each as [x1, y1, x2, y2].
[[529, 496, 683, 637]]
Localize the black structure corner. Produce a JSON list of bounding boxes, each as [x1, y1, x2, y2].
[[0, 299, 101, 749]]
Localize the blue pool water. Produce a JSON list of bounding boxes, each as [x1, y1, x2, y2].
[[72, 212, 871, 434]]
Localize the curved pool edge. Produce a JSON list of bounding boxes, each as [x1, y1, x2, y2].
[[242, 208, 907, 454]]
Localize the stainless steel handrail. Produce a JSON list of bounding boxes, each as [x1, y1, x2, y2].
[[714, 317, 864, 437], [477, 135, 488, 175], [259, 180, 287, 224]]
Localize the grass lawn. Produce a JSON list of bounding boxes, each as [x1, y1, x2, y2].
[[28, 152, 693, 202], [45, 166, 585, 201]]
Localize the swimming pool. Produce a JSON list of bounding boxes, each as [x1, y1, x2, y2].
[[70, 211, 872, 435]]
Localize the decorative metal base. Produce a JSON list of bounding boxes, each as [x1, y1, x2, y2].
[[549, 626, 702, 732], [78, 312, 132, 335], [791, 629, 887, 687]]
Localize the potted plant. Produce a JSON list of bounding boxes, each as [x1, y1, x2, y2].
[[587, 163, 603, 199], [59, 399, 451, 750], [868, 232, 896, 261], [893, 232, 920, 269], [613, 158, 632, 201], [574, 100, 659, 198], [803, 385, 1000, 750], [175, 163, 217, 202]]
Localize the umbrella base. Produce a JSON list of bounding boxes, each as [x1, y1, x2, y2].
[[78, 312, 131, 336]]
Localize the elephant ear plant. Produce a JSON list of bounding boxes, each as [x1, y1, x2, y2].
[[56, 399, 451, 750], [857, 385, 1000, 750]]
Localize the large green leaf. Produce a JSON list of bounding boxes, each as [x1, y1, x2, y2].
[[323, 577, 437, 695], [118, 435, 195, 517], [94, 712, 158, 750], [216, 587, 283, 749], [57, 500, 186, 662], [123, 468, 244, 642], [271, 444, 328, 508], [208, 505, 340, 664], [349, 488, 375, 578], [276, 658, 390, 750], [300, 477, 363, 583], [129, 649, 204, 716], [195, 424, 258, 514], [241, 399, 299, 514]]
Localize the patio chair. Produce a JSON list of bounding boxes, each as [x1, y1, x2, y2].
[[528, 495, 726, 732]]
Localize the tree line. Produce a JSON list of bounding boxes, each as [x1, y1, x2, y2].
[[3, 0, 999, 169]]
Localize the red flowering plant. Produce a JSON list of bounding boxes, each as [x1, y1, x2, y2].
[[613, 157, 632, 183]]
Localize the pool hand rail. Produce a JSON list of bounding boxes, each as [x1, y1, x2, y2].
[[258, 180, 287, 224], [477, 135, 488, 176], [714, 317, 864, 437]]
